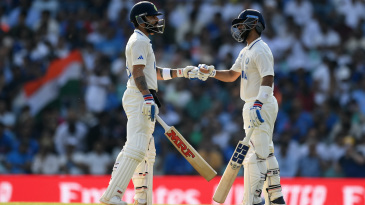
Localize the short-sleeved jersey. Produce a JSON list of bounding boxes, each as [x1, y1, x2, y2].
[[230, 37, 274, 102], [125, 29, 157, 90]]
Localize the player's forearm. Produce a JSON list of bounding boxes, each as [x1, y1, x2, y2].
[[156, 67, 176, 80], [170, 69, 181, 78], [156, 66, 188, 80], [156, 67, 164, 80], [261, 75, 274, 87], [255, 75, 274, 104], [214, 70, 240, 82], [133, 68, 150, 95]]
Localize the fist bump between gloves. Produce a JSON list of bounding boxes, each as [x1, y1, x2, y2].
[[184, 64, 215, 80], [198, 64, 216, 81], [182, 66, 195, 78]]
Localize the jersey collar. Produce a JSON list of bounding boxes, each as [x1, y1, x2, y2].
[[134, 29, 150, 40], [247, 37, 261, 50]]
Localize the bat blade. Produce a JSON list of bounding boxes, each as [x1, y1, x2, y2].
[[165, 126, 217, 181], [213, 128, 253, 203]]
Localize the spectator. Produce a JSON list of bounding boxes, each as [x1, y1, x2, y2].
[[31, 0, 59, 14], [284, 0, 313, 26], [14, 120, 39, 156], [31, 141, 61, 174], [59, 141, 87, 175], [85, 111, 114, 152], [199, 143, 223, 175], [274, 132, 300, 177], [211, 119, 231, 151], [8, 10, 33, 40], [352, 77, 365, 115], [184, 85, 212, 121], [5, 141, 33, 174], [84, 57, 112, 113], [7, 0, 40, 28], [0, 122, 17, 156], [0, 99, 16, 128], [339, 136, 365, 177], [33, 10, 59, 37], [298, 142, 323, 177], [163, 149, 194, 175], [84, 142, 111, 175], [54, 109, 87, 155]]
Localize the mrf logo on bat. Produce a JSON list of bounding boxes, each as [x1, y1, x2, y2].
[[166, 129, 196, 158]]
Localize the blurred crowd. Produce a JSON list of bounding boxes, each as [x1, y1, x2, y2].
[[0, 0, 365, 178]]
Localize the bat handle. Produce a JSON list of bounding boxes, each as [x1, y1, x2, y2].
[[156, 115, 171, 131], [242, 127, 254, 144]]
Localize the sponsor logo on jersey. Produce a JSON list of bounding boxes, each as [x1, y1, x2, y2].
[[138, 55, 144, 60], [242, 70, 247, 79]]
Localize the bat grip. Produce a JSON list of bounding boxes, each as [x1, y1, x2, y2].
[[156, 115, 171, 131], [242, 127, 254, 144]]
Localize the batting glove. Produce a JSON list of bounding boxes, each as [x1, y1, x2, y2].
[[188, 67, 199, 79], [142, 94, 159, 122], [177, 66, 196, 78], [249, 100, 265, 127], [198, 64, 216, 81]]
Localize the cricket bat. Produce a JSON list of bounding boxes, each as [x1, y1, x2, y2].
[[213, 127, 254, 203], [156, 115, 217, 181]]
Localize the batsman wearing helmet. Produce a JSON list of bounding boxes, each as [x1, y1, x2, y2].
[[197, 9, 286, 205], [99, 1, 196, 205]]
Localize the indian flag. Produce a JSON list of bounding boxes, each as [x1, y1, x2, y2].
[[16, 50, 83, 115]]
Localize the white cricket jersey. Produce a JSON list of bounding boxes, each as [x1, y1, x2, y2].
[[230, 37, 274, 102], [125, 29, 157, 91]]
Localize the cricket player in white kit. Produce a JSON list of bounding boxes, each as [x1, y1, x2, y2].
[[99, 1, 195, 205], [197, 9, 286, 205]]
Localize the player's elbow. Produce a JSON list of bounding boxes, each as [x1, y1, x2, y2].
[[224, 78, 234, 83], [227, 71, 240, 82], [226, 78, 236, 82], [220, 76, 237, 82]]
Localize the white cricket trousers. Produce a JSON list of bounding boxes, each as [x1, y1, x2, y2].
[[243, 96, 278, 158], [242, 95, 278, 205], [123, 87, 156, 140], [100, 87, 156, 202]]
